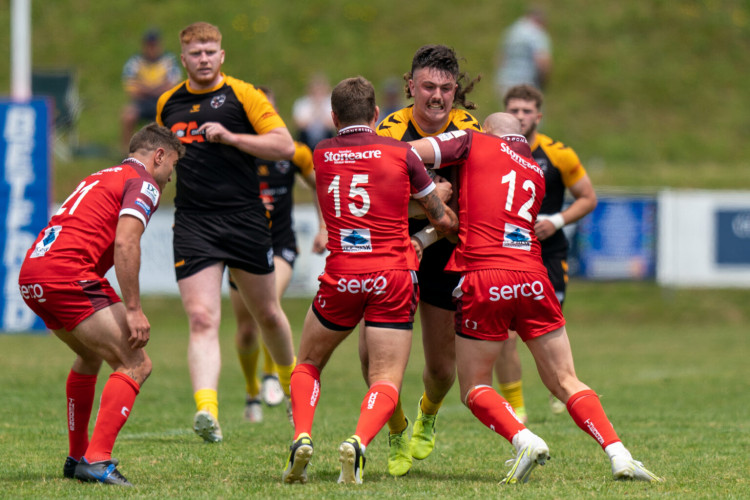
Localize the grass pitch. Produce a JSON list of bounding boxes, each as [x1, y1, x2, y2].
[[1, 280, 748, 498]]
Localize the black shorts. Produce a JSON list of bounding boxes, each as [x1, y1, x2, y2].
[[270, 228, 298, 267], [227, 244, 297, 290], [173, 209, 274, 280], [542, 253, 568, 307], [418, 238, 460, 311]]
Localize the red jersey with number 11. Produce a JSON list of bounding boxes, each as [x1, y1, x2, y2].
[[19, 159, 161, 283], [314, 126, 435, 274], [427, 130, 547, 274]]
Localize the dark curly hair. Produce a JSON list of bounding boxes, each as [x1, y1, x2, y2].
[[403, 44, 480, 110]]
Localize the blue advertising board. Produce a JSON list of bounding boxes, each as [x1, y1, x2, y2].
[[0, 99, 51, 332], [716, 210, 750, 265], [575, 196, 657, 280]]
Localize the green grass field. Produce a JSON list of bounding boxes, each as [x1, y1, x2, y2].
[[1, 281, 748, 498]]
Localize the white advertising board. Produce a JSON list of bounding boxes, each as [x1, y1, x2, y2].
[[658, 189, 750, 287]]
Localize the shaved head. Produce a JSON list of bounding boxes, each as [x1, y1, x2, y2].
[[482, 112, 522, 137]]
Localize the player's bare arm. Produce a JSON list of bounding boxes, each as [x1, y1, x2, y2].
[[198, 123, 295, 160], [409, 177, 452, 218], [417, 190, 459, 238], [114, 215, 150, 349]]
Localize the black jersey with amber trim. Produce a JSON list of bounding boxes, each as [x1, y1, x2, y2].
[[157, 75, 287, 213], [377, 105, 481, 236], [530, 133, 587, 257], [257, 141, 313, 240]]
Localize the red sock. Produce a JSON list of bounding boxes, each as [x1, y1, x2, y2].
[[566, 389, 620, 449], [83, 372, 139, 463], [290, 363, 321, 438], [354, 382, 398, 447], [66, 370, 97, 460], [466, 386, 526, 442]]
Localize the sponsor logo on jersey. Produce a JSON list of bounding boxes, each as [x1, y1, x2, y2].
[[210, 95, 226, 109], [140, 181, 160, 205], [341, 228, 372, 253], [134, 199, 151, 216], [324, 149, 382, 163], [30, 225, 62, 258], [337, 276, 387, 295], [435, 130, 467, 142], [501, 142, 544, 177], [190, 104, 200, 113], [489, 280, 546, 301], [503, 223, 531, 251]]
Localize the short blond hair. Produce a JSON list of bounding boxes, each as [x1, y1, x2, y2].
[[180, 22, 222, 46]]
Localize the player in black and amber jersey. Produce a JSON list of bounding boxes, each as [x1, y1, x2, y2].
[[375, 44, 481, 477], [230, 86, 326, 424], [156, 22, 297, 444], [494, 84, 598, 422]]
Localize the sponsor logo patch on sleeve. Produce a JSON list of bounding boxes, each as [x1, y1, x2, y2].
[[140, 181, 160, 205], [134, 199, 152, 216]]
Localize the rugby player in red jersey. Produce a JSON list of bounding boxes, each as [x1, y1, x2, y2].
[[18, 123, 184, 486], [408, 112, 663, 484], [281, 76, 458, 485]]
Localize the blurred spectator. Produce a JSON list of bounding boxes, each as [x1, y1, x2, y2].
[[121, 29, 181, 152], [292, 73, 335, 150], [495, 7, 552, 100], [377, 76, 405, 125]]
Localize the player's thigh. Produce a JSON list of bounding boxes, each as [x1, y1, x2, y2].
[[525, 327, 578, 386], [178, 263, 224, 328], [231, 268, 284, 320], [273, 256, 294, 299], [297, 306, 352, 370], [71, 302, 148, 370], [363, 326, 412, 387], [456, 335, 502, 398], [419, 301, 456, 366]]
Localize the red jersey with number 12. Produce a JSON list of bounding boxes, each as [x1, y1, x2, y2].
[[428, 130, 547, 274], [314, 126, 435, 274], [19, 159, 161, 282]]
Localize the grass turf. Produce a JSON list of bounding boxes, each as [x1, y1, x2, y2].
[[0, 280, 748, 498]]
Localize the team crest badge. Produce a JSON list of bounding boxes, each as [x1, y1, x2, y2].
[[275, 160, 291, 174], [211, 95, 226, 109]]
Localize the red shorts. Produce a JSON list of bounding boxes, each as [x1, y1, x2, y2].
[[312, 270, 419, 330], [453, 269, 565, 342], [18, 278, 121, 331]]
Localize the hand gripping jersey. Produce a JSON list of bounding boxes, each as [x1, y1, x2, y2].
[[425, 130, 547, 274], [314, 126, 435, 274], [530, 132, 587, 257], [156, 74, 288, 213], [19, 159, 161, 282], [257, 141, 314, 242]]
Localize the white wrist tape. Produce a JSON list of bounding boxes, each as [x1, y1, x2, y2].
[[413, 226, 439, 249], [545, 213, 566, 230]]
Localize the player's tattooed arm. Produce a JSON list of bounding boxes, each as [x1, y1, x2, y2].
[[417, 190, 458, 240]]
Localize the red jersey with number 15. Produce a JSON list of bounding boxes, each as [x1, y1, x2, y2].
[[314, 126, 435, 274], [19, 159, 161, 283], [426, 130, 547, 274]]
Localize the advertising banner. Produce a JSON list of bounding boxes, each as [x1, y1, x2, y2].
[[0, 99, 51, 332], [575, 196, 657, 280]]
